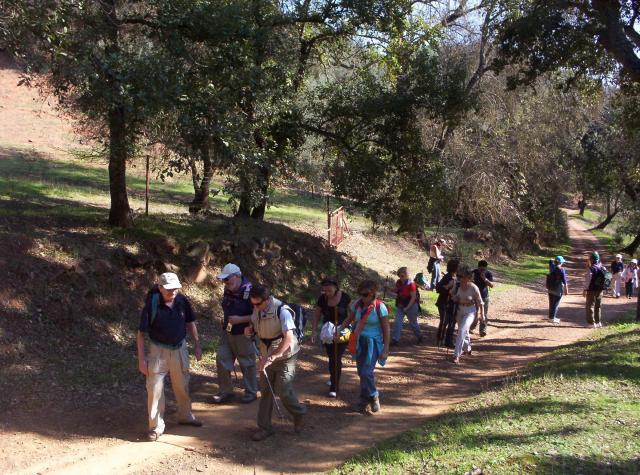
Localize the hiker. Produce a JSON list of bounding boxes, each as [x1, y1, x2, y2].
[[339, 280, 390, 413], [435, 259, 459, 346], [311, 277, 352, 398], [470, 260, 494, 336], [547, 256, 568, 324], [578, 198, 587, 216], [428, 239, 445, 289], [390, 267, 422, 346], [611, 254, 624, 298], [583, 251, 606, 328], [245, 284, 306, 441], [136, 272, 203, 441], [451, 266, 484, 365], [212, 263, 257, 404], [623, 259, 638, 299]]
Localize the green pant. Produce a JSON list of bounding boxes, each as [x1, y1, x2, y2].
[[258, 353, 306, 432], [586, 290, 603, 324]]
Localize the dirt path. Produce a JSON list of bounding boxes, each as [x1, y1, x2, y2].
[[2, 216, 635, 475]]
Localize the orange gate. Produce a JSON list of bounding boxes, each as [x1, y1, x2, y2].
[[328, 206, 349, 247]]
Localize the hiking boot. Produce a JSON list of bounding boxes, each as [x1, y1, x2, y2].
[[551, 318, 561, 324], [328, 391, 337, 398], [211, 392, 233, 404], [371, 396, 381, 413], [178, 419, 203, 427], [357, 398, 372, 414], [251, 429, 274, 442], [293, 414, 305, 434], [239, 393, 257, 404], [146, 430, 161, 441]]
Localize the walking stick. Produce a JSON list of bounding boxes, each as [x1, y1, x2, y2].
[[334, 306, 339, 396], [262, 368, 285, 420]]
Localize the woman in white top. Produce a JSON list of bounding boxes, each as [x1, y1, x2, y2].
[[451, 265, 484, 364], [623, 259, 638, 299]]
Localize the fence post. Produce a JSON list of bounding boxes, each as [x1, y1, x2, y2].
[[145, 155, 150, 216]]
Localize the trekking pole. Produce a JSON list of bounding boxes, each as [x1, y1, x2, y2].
[[262, 368, 285, 420], [334, 307, 339, 396]]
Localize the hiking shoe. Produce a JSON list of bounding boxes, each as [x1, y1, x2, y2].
[[551, 318, 560, 324], [328, 391, 337, 398], [592, 322, 598, 329], [146, 430, 160, 442], [178, 419, 203, 427], [416, 334, 423, 345], [211, 392, 233, 404], [357, 398, 371, 414], [239, 393, 257, 404], [293, 415, 305, 434], [597, 322, 603, 328], [371, 396, 381, 413], [251, 429, 274, 442]]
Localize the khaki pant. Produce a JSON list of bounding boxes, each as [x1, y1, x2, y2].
[[585, 290, 603, 324], [258, 353, 306, 432], [216, 332, 257, 396], [146, 341, 195, 434]]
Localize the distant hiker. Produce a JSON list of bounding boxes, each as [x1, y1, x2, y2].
[[623, 259, 638, 299], [470, 260, 494, 336], [583, 251, 608, 328], [136, 272, 203, 441], [212, 263, 257, 404], [311, 277, 352, 398], [435, 259, 459, 347], [578, 198, 587, 216], [245, 285, 306, 441], [610, 254, 624, 298], [428, 238, 445, 289], [546, 256, 568, 324], [451, 266, 484, 365], [339, 280, 390, 414], [390, 267, 423, 346]]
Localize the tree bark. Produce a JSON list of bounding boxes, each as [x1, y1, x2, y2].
[[107, 104, 132, 227], [189, 146, 214, 213], [620, 230, 640, 256], [250, 166, 270, 220], [592, 209, 618, 230]]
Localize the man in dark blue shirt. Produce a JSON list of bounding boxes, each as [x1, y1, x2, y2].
[[212, 263, 258, 404], [471, 260, 494, 337], [136, 272, 203, 441]]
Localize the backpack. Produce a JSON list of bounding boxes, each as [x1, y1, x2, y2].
[[436, 275, 451, 295], [592, 267, 612, 291], [277, 302, 306, 344], [545, 268, 563, 290], [427, 257, 436, 273]]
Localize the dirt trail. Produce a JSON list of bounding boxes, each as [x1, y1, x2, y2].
[[2, 214, 635, 475]]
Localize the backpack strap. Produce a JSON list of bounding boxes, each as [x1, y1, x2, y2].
[[150, 292, 160, 327]]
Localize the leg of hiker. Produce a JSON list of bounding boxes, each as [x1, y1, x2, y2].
[[146, 344, 168, 436], [168, 342, 196, 423], [214, 333, 236, 400], [436, 302, 446, 344], [325, 342, 347, 393], [406, 302, 422, 341], [454, 310, 474, 360], [257, 366, 276, 434], [586, 291, 596, 325], [391, 305, 405, 345], [430, 260, 441, 289], [548, 294, 561, 320], [356, 337, 379, 411], [479, 298, 490, 335], [273, 354, 306, 420], [593, 290, 603, 325], [232, 334, 258, 402]]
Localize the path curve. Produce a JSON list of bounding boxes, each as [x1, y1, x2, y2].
[[5, 214, 636, 475]]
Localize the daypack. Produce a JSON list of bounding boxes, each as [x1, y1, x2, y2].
[[414, 272, 428, 288], [396, 279, 421, 308], [592, 267, 612, 291], [277, 302, 306, 344], [545, 268, 563, 290]]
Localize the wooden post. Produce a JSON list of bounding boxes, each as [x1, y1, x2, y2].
[[326, 194, 331, 245], [145, 155, 150, 216]]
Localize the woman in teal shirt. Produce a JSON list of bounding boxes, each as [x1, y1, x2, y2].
[[340, 280, 390, 413]]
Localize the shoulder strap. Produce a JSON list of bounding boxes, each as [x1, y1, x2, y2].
[[150, 292, 159, 327]]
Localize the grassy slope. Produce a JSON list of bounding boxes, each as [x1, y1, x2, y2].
[[335, 313, 640, 475], [572, 208, 632, 255]]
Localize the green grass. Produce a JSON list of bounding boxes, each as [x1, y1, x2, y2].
[[492, 243, 572, 288], [335, 313, 640, 475]]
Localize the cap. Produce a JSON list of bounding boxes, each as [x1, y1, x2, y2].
[[590, 251, 600, 262], [217, 263, 241, 280], [159, 272, 182, 290], [632, 259, 638, 264], [555, 256, 565, 264], [615, 254, 622, 259]]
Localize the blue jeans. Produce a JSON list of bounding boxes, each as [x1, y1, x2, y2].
[[430, 261, 441, 289], [391, 302, 421, 343], [356, 337, 380, 399], [548, 293, 562, 320]]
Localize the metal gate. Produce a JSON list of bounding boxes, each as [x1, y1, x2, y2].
[[328, 206, 349, 247]]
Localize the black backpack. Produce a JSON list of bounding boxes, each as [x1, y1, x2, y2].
[[545, 268, 563, 290], [277, 302, 306, 343], [592, 267, 612, 291]]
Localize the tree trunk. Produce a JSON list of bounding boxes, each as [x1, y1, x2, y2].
[[250, 166, 270, 220], [592, 209, 619, 230], [189, 146, 214, 213], [235, 175, 252, 218], [620, 231, 640, 256], [107, 105, 132, 227]]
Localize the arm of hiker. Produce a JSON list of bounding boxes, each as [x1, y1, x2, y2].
[[483, 271, 494, 288], [261, 329, 294, 371], [136, 331, 148, 376], [381, 316, 390, 360], [339, 306, 356, 331], [187, 322, 202, 361], [404, 283, 417, 311], [311, 305, 322, 344], [562, 269, 569, 296], [228, 314, 251, 325]]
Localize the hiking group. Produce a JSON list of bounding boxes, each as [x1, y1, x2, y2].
[[135, 238, 636, 443]]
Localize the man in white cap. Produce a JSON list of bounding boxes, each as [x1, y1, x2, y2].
[[611, 254, 624, 298], [136, 272, 203, 441], [212, 263, 258, 404]]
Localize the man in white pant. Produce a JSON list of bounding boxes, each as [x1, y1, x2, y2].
[[136, 272, 203, 441], [611, 254, 624, 298]]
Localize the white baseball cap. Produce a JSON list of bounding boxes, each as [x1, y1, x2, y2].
[[632, 259, 638, 264], [217, 263, 241, 280], [159, 272, 182, 290], [616, 254, 623, 259]]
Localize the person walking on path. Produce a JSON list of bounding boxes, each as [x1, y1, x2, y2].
[[428, 239, 445, 289], [470, 260, 493, 337], [136, 272, 203, 441], [435, 259, 459, 346], [245, 285, 306, 441], [451, 266, 484, 365], [340, 280, 390, 414], [390, 267, 422, 346], [212, 263, 258, 404], [623, 259, 638, 299], [583, 251, 606, 328], [311, 277, 352, 398], [611, 254, 624, 298], [547, 256, 569, 323]]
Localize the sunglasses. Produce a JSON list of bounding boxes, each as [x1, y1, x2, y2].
[[251, 299, 266, 306], [359, 292, 372, 298]]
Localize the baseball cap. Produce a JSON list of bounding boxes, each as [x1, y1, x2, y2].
[[590, 251, 600, 262], [615, 254, 622, 259], [631, 258, 638, 264], [159, 272, 182, 290], [554, 256, 565, 264], [217, 263, 241, 280]]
